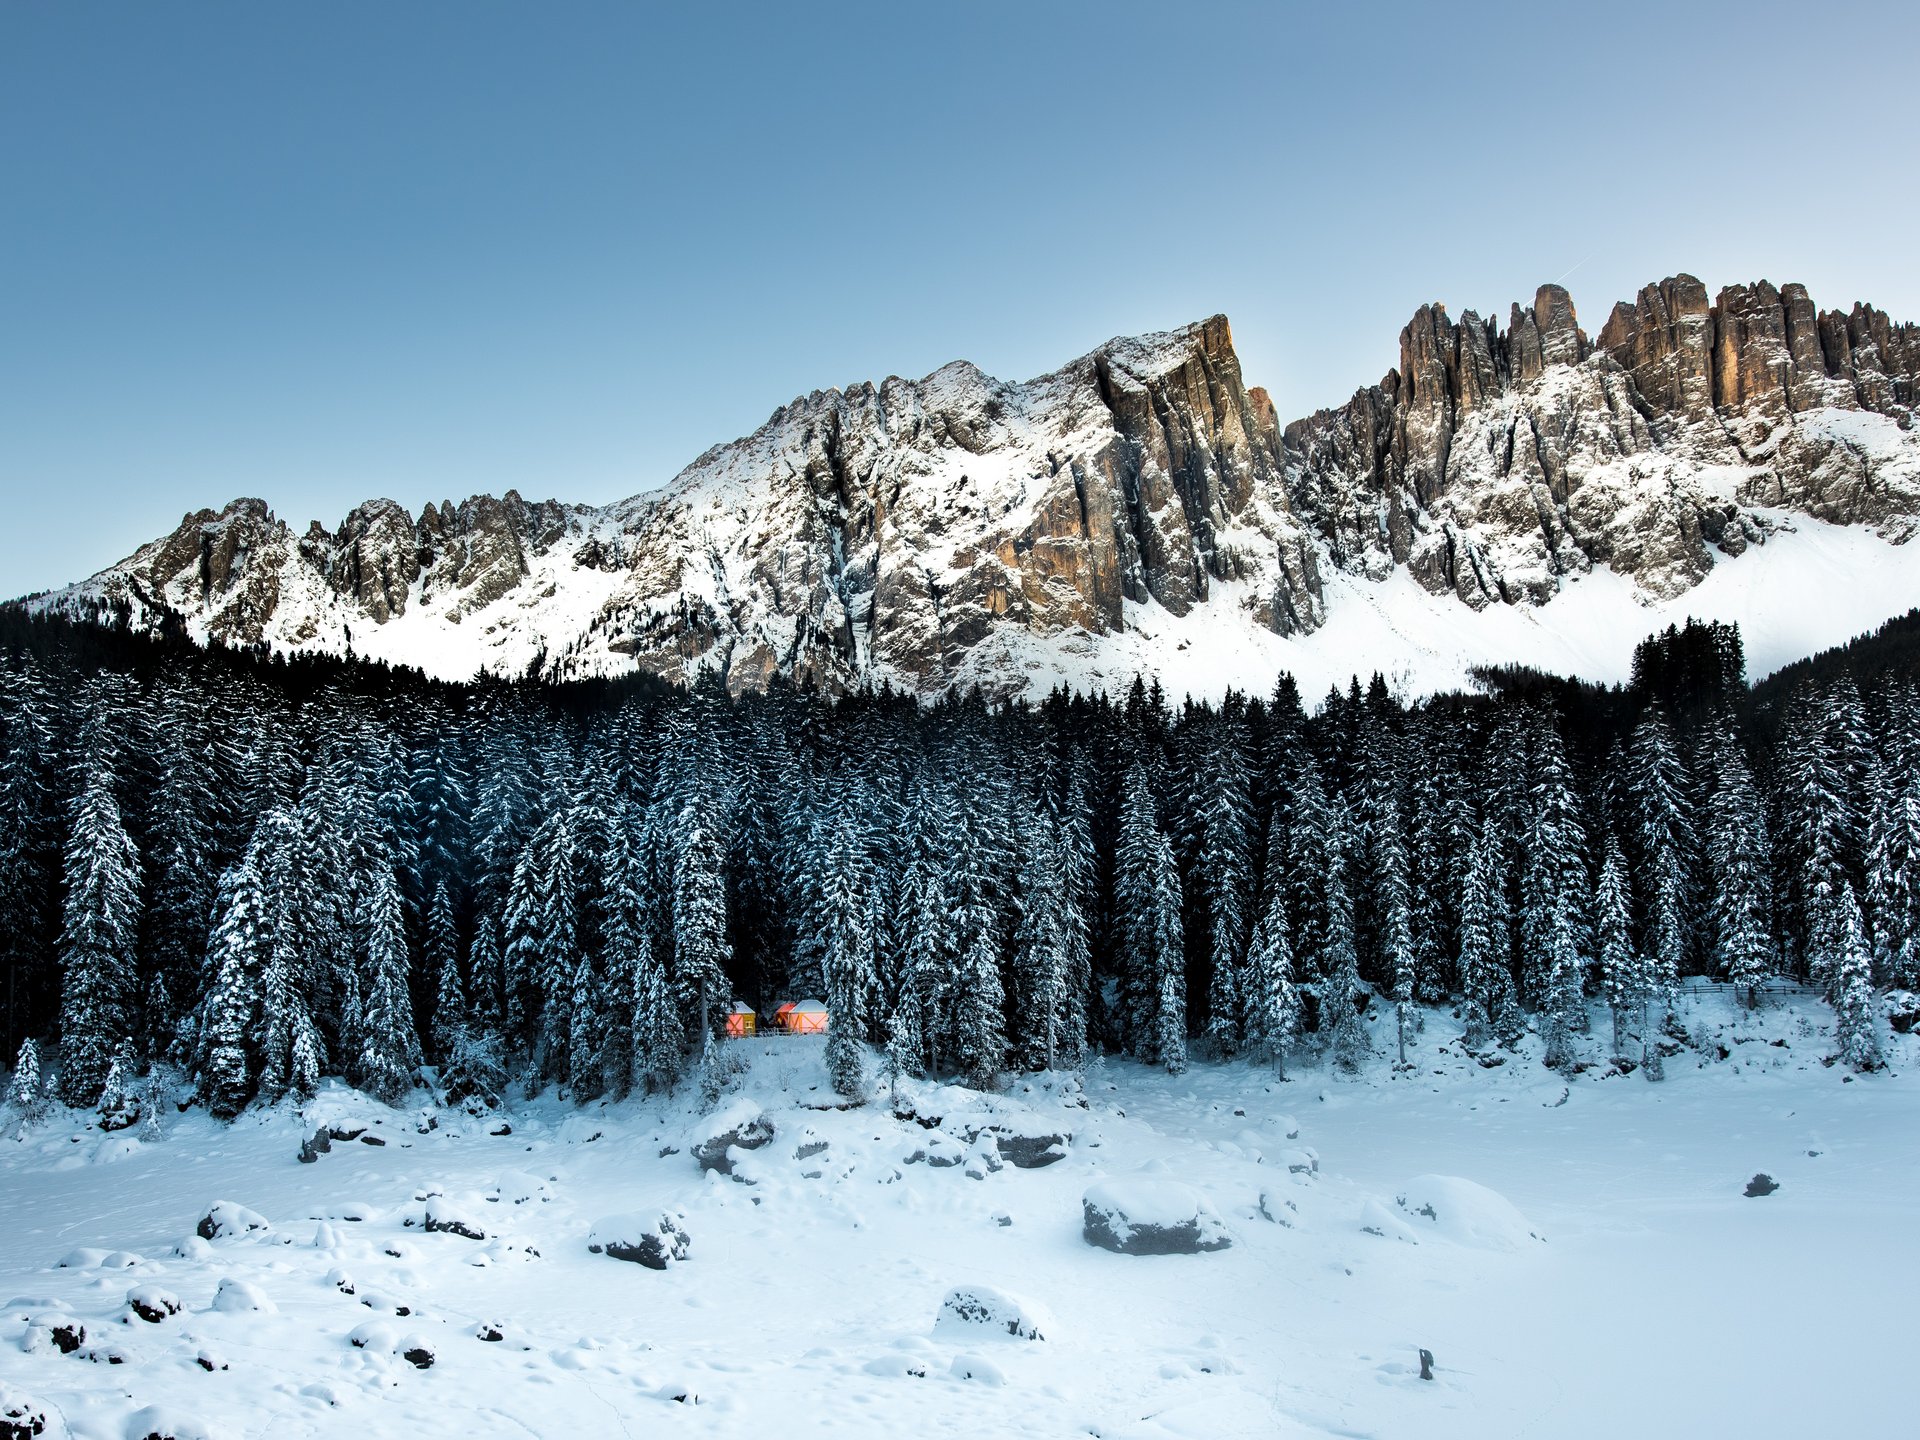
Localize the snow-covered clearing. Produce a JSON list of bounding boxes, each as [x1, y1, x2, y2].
[[1, 989, 1911, 1439]]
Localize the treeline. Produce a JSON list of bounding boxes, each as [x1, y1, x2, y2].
[[0, 608, 1911, 1121]]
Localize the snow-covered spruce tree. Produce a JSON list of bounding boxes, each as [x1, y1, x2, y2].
[[1594, 837, 1640, 1060], [1705, 722, 1775, 1007], [97, 1048, 138, 1131], [1008, 816, 1068, 1070], [1825, 882, 1883, 1071], [672, 787, 735, 1075], [601, 804, 678, 1095], [1242, 876, 1301, 1078], [503, 813, 577, 1071], [1319, 802, 1368, 1072], [0, 661, 55, 1052], [356, 864, 422, 1104], [1190, 716, 1254, 1059], [426, 881, 464, 1062], [141, 702, 220, 1050], [818, 801, 877, 1098], [194, 854, 268, 1118], [1774, 681, 1857, 974], [7, 1037, 48, 1126], [1863, 755, 1920, 992], [566, 953, 606, 1099], [1115, 762, 1186, 1069], [1367, 780, 1417, 1067], [57, 766, 142, 1107], [1458, 817, 1513, 1050], [1624, 707, 1690, 1076], [896, 779, 956, 1073], [1523, 708, 1588, 1068]]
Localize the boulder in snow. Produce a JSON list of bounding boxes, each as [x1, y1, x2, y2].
[[123, 1405, 217, 1440], [127, 1287, 183, 1324], [196, 1201, 268, 1242], [421, 1201, 486, 1241], [1394, 1176, 1544, 1249], [1744, 1172, 1779, 1197], [1082, 1181, 1232, 1255], [0, 1383, 47, 1439], [904, 1132, 966, 1168], [936, 1285, 1053, 1342], [588, 1213, 691, 1270], [691, 1100, 774, 1176], [992, 1126, 1071, 1169]]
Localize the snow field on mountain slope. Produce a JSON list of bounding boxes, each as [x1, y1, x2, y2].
[[0, 991, 1912, 1440]]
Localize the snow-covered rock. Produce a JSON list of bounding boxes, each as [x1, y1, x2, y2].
[[691, 1100, 774, 1176], [935, 1285, 1053, 1342], [126, 1286, 183, 1323], [1394, 1176, 1544, 1250], [1082, 1180, 1233, 1255], [587, 1213, 691, 1270], [194, 1202, 267, 1242], [0, 1382, 47, 1440]]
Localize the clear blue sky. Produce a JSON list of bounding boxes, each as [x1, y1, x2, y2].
[[3, 0, 1912, 597]]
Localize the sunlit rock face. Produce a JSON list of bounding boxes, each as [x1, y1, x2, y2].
[[31, 277, 1920, 695]]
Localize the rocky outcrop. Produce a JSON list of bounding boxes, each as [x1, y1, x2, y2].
[[26, 274, 1920, 694]]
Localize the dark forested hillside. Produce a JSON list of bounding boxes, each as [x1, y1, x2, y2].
[[1, 604, 1910, 1120]]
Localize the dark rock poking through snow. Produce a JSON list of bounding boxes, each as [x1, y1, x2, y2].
[[993, 1130, 1071, 1169], [588, 1213, 692, 1270], [692, 1102, 775, 1176], [196, 1201, 268, 1241], [0, 1386, 47, 1439], [298, 1128, 332, 1164], [937, 1286, 1052, 1342], [403, 1346, 435, 1370], [127, 1287, 183, 1323], [1744, 1173, 1779, 1197], [1082, 1181, 1233, 1255]]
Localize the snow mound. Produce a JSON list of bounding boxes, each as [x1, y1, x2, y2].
[[1083, 1180, 1232, 1255], [210, 1277, 274, 1314], [195, 1201, 267, 1241], [936, 1285, 1053, 1342], [124, 1404, 218, 1440], [1395, 1176, 1544, 1250]]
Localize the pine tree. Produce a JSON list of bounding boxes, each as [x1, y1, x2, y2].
[[425, 881, 464, 1062], [1827, 882, 1883, 1071], [1523, 709, 1587, 1067], [97, 1049, 138, 1131], [1595, 838, 1639, 1060], [1863, 756, 1920, 992], [1008, 817, 1069, 1070], [1320, 802, 1368, 1071], [57, 767, 143, 1107], [819, 803, 876, 1098], [195, 855, 269, 1118], [671, 789, 734, 1069], [1458, 817, 1513, 1050], [356, 865, 421, 1103], [1705, 723, 1775, 1007], [1623, 707, 1689, 1072], [1115, 762, 1186, 1069], [1242, 880, 1300, 1077], [7, 1037, 47, 1126]]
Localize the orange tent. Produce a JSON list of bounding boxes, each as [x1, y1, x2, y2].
[[723, 1003, 757, 1038], [784, 999, 828, 1034]]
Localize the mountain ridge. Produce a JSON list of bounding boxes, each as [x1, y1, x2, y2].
[[25, 275, 1920, 697]]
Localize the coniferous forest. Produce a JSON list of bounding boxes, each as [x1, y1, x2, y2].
[[3, 605, 1917, 1123]]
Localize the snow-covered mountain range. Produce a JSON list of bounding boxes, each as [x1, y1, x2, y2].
[[25, 275, 1920, 697]]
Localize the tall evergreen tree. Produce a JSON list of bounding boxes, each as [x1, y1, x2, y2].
[[356, 864, 421, 1103], [1242, 875, 1300, 1077], [57, 765, 142, 1106]]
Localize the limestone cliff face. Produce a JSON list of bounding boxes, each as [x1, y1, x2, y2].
[[28, 275, 1920, 694]]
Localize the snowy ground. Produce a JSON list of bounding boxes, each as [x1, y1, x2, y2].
[[1, 990, 1912, 1440]]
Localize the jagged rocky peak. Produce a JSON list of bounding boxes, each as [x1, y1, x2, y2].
[[25, 275, 1920, 695]]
